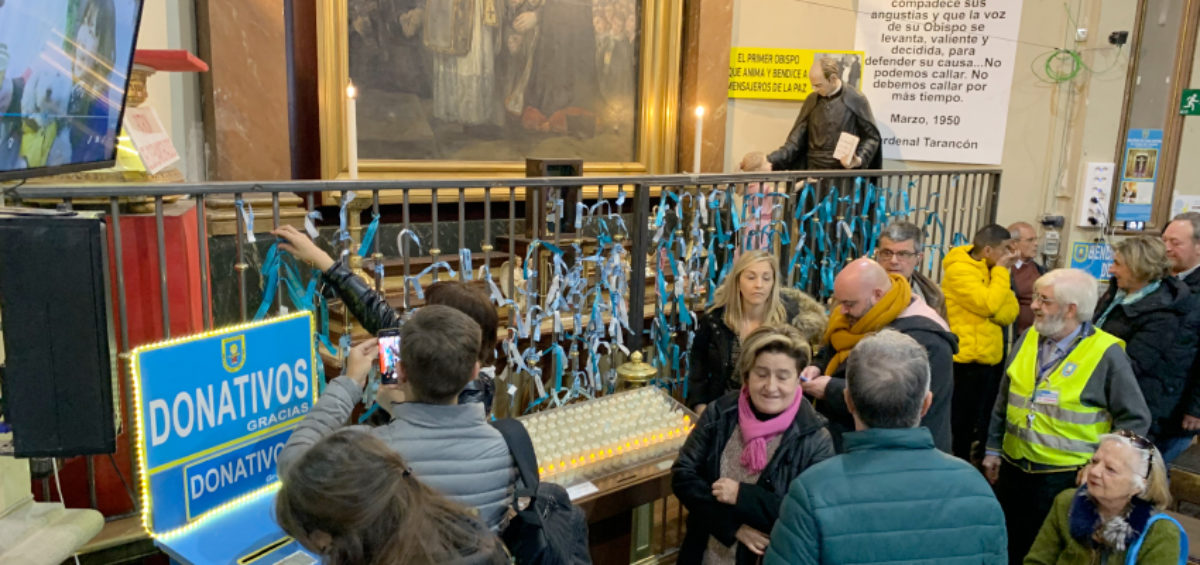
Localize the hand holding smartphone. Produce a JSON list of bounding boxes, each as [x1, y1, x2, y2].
[[378, 328, 401, 385]]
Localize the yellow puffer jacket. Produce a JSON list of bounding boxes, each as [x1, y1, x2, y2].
[[941, 245, 1019, 365]]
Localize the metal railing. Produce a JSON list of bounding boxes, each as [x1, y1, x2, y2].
[[9, 167, 1000, 543]]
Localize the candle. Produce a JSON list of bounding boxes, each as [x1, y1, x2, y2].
[[346, 82, 359, 179], [693, 106, 704, 173]]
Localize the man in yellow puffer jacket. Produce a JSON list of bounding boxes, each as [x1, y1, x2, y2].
[[942, 224, 1020, 461]]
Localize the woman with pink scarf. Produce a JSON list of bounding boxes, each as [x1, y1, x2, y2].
[[672, 325, 834, 564]]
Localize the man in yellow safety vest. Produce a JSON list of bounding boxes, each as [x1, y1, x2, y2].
[[981, 268, 1149, 565]]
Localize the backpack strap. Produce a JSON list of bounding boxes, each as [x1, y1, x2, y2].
[[490, 418, 541, 490], [1125, 513, 1189, 565]]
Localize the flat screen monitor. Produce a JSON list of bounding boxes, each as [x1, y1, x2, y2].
[[0, 0, 145, 181]]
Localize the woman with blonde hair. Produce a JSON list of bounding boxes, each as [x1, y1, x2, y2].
[[687, 250, 825, 411], [673, 325, 834, 564], [1025, 431, 1186, 564], [275, 428, 508, 565], [1093, 235, 1199, 463]]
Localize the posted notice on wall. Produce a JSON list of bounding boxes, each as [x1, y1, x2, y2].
[[728, 48, 865, 101], [1115, 128, 1162, 224], [855, 0, 1024, 164]]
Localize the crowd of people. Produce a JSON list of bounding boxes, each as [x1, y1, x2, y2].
[[269, 212, 1200, 564]]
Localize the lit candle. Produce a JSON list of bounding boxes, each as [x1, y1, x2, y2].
[[693, 106, 704, 173], [346, 82, 359, 179]]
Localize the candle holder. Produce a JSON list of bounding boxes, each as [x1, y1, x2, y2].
[[520, 387, 697, 486]]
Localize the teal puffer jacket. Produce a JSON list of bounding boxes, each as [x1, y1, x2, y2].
[[765, 427, 1008, 564]]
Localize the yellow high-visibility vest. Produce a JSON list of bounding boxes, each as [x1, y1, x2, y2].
[[1003, 326, 1125, 467]]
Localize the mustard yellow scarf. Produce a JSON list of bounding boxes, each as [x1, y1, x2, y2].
[[823, 273, 911, 375]]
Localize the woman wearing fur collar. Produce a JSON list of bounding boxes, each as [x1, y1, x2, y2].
[[1024, 431, 1185, 564]]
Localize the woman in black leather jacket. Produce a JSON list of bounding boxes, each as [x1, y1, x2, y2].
[[687, 250, 826, 411], [273, 226, 496, 411], [672, 325, 834, 564]]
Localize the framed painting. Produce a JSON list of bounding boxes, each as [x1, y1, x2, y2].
[[316, 0, 682, 191]]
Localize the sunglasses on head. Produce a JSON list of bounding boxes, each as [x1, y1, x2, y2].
[[1112, 429, 1154, 478]]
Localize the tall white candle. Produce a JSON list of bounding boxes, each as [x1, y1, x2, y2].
[[346, 82, 359, 179], [693, 106, 704, 174]]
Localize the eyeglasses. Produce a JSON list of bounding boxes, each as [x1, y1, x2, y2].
[[877, 250, 918, 260], [1031, 294, 1058, 305], [1113, 429, 1154, 478]]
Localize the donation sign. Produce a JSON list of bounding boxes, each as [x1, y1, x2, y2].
[[855, 0, 1024, 164], [728, 48, 865, 101], [131, 312, 317, 535], [1069, 242, 1114, 282]]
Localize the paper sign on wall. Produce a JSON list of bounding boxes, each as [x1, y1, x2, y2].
[[1114, 128, 1162, 224], [123, 106, 180, 174], [854, 0, 1025, 164], [728, 48, 864, 101]]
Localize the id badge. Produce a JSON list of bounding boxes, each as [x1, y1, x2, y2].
[[1034, 388, 1060, 406]]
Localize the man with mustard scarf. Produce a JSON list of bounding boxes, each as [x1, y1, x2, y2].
[[802, 258, 958, 452]]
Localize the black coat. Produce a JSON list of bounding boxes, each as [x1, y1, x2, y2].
[[671, 390, 834, 565], [685, 292, 826, 410], [1094, 276, 1200, 435], [322, 263, 493, 409], [812, 312, 959, 453], [1179, 269, 1200, 426]]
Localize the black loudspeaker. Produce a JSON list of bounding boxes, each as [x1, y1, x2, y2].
[[525, 158, 583, 238], [0, 209, 118, 457]]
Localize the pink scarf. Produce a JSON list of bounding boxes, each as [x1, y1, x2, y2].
[[738, 387, 803, 474]]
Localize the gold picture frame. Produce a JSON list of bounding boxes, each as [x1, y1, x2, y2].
[[315, 0, 683, 203]]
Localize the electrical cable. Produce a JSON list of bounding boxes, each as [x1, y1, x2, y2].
[[50, 458, 83, 565], [108, 453, 138, 506]]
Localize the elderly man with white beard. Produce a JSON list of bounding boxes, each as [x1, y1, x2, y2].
[[980, 268, 1149, 564]]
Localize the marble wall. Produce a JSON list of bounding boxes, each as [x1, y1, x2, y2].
[[195, 0, 292, 181], [679, 0, 734, 173]]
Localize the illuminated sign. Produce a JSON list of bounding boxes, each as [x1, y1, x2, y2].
[[131, 312, 317, 538]]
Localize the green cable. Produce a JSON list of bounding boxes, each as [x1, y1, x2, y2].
[[1045, 49, 1083, 82]]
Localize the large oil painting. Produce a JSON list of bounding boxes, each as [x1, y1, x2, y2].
[[346, 0, 640, 163]]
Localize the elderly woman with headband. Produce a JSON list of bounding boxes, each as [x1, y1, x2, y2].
[[673, 325, 834, 564], [687, 250, 826, 412], [1025, 431, 1185, 564]]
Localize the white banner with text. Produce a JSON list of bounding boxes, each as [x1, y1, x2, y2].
[[854, 0, 1024, 164]]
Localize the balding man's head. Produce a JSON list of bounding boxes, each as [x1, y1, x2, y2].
[[833, 258, 893, 324], [1008, 222, 1038, 261], [810, 57, 842, 97]]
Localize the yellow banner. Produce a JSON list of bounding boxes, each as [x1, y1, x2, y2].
[[728, 48, 864, 101]]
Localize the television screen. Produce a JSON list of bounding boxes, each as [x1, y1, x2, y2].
[[0, 0, 144, 181]]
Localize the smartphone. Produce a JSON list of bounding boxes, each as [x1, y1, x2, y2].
[[378, 329, 401, 385]]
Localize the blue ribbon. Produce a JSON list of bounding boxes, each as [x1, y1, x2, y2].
[[358, 213, 380, 258]]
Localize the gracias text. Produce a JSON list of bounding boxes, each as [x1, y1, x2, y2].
[[147, 358, 312, 446]]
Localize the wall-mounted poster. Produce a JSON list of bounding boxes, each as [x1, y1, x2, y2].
[[317, 0, 682, 185], [1114, 128, 1162, 223], [727, 48, 864, 101]]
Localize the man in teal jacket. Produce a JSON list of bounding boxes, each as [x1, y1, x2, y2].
[[766, 330, 1007, 564]]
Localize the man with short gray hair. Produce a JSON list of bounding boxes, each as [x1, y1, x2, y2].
[[1007, 221, 1044, 336], [982, 268, 1149, 563], [876, 220, 946, 319], [766, 330, 1007, 564], [1164, 212, 1200, 289], [1162, 213, 1200, 439]]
